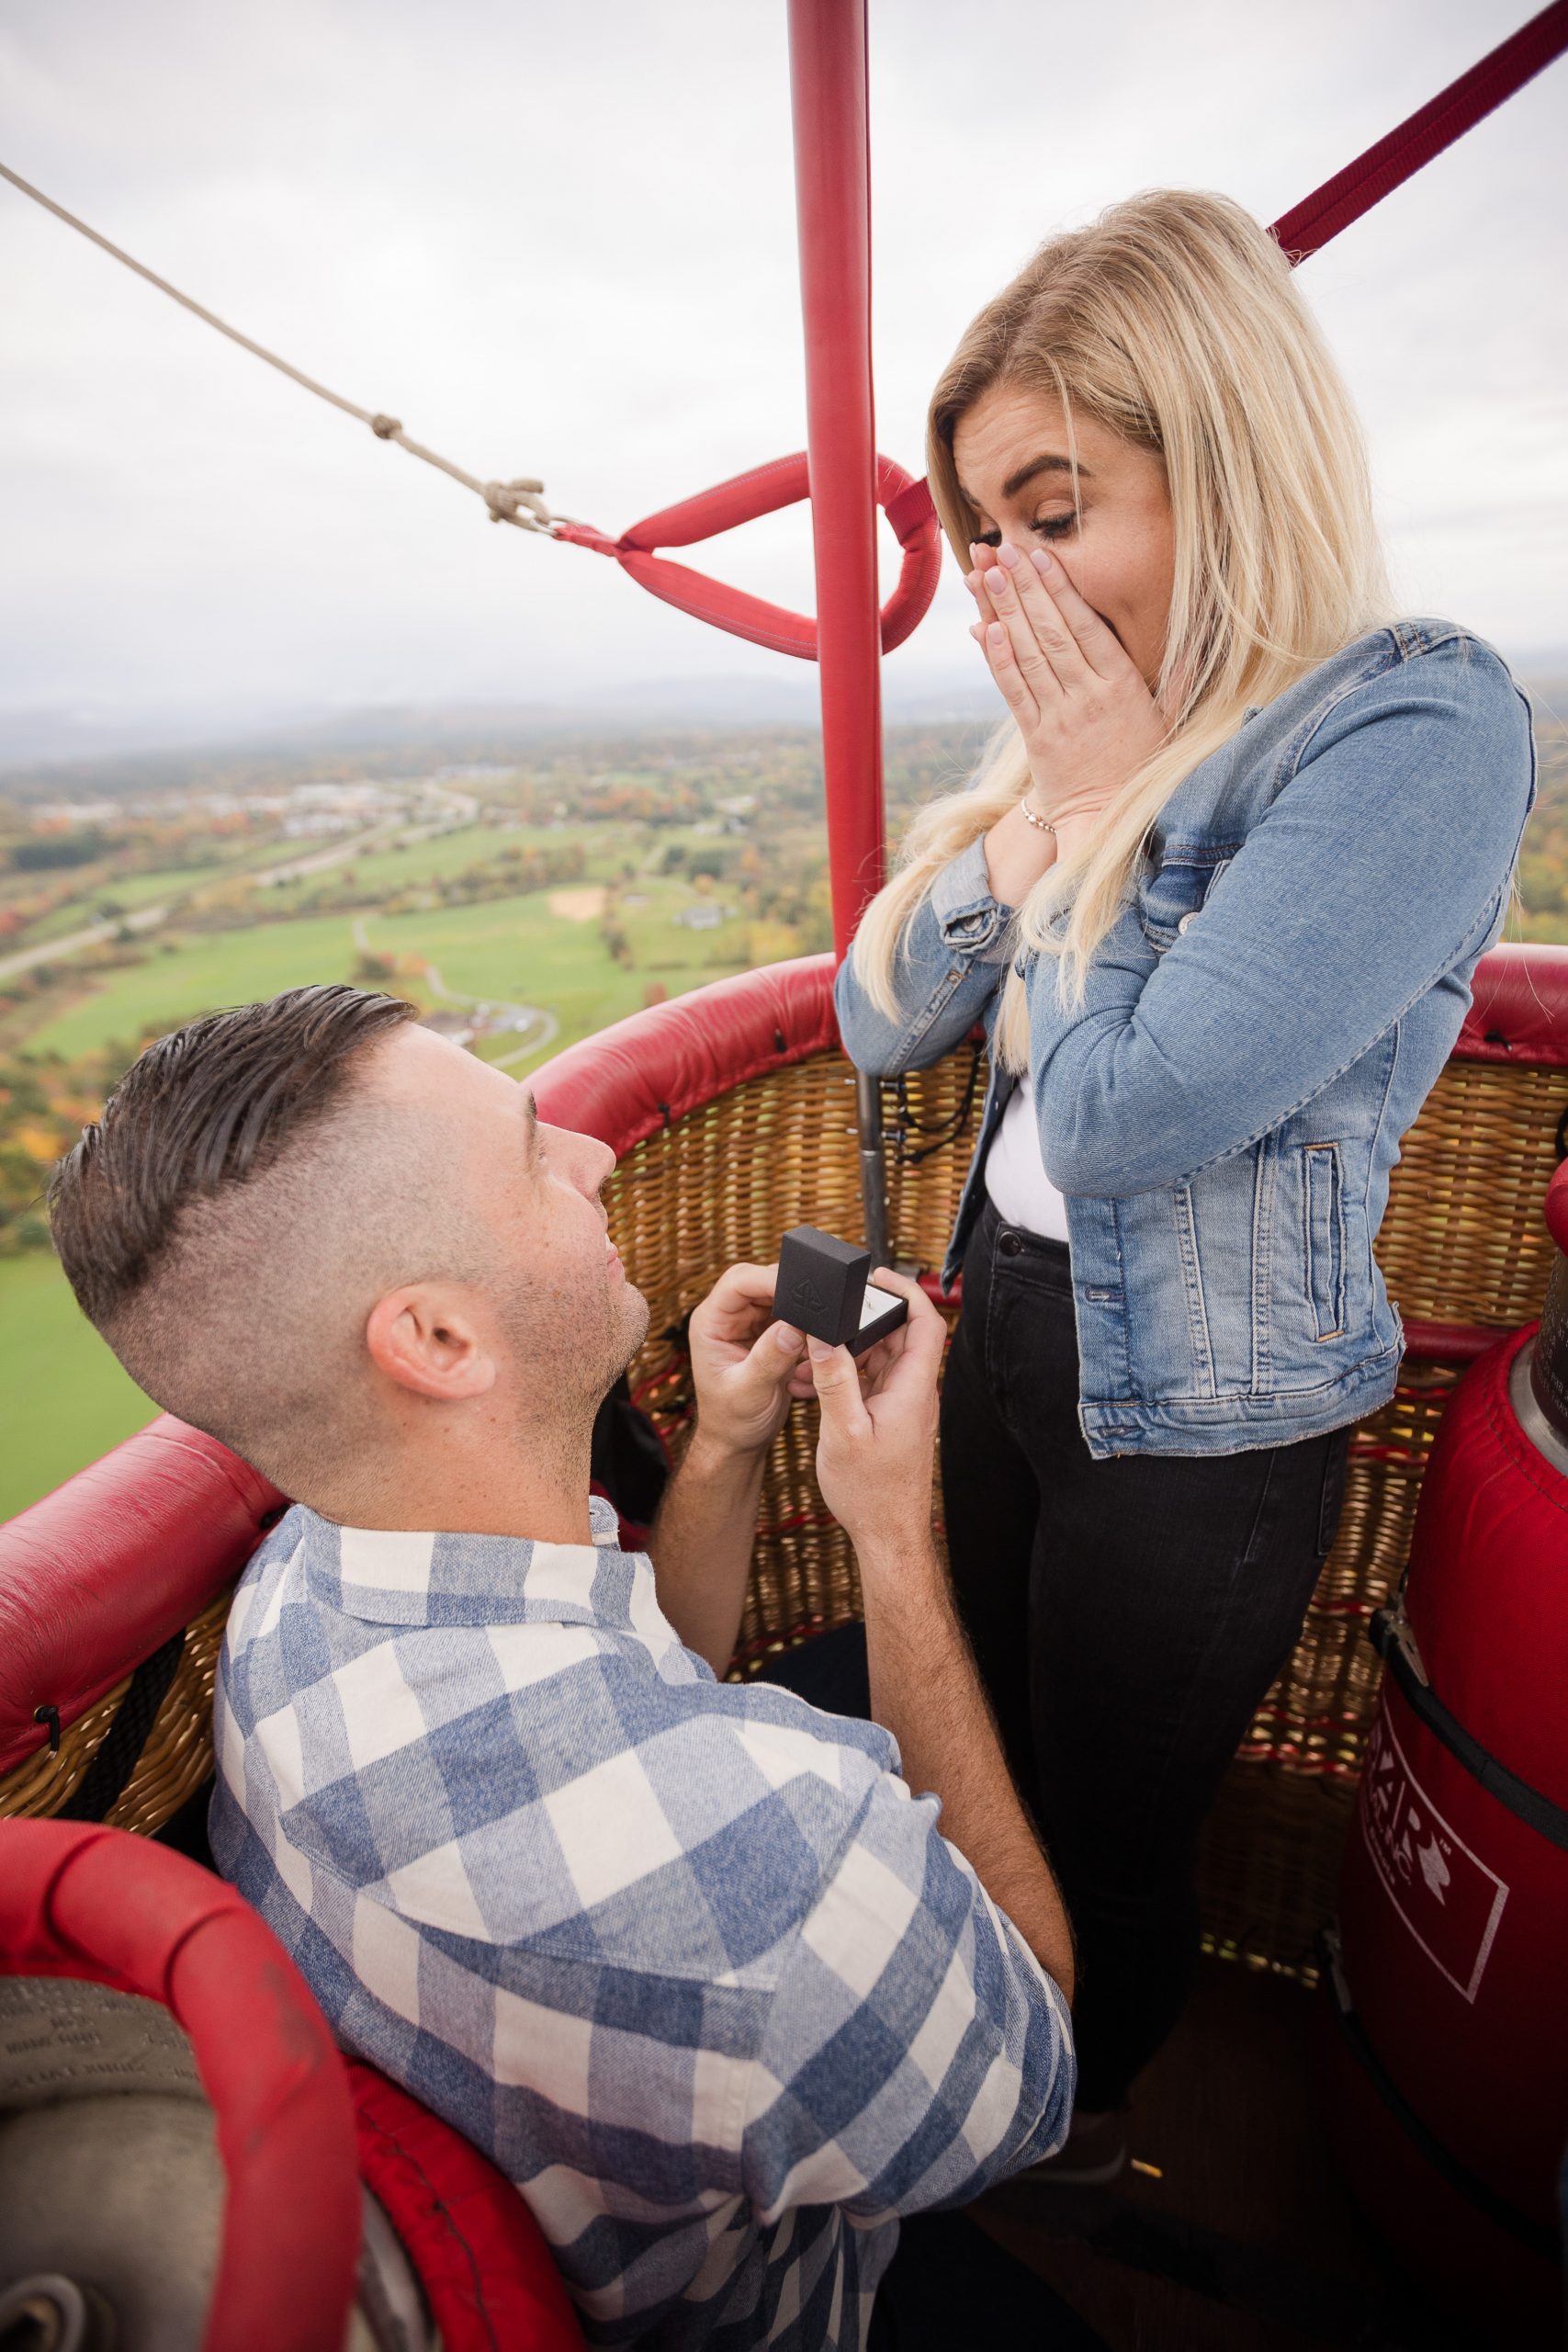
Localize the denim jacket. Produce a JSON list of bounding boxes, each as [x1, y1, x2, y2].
[[836, 622, 1537, 1459]]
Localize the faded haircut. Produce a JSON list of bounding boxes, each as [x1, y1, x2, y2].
[[49, 984, 444, 1485]]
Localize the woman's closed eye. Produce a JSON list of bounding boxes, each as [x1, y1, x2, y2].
[[1032, 511, 1078, 541]]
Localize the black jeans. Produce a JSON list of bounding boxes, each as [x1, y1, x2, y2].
[[940, 1200, 1348, 2112], [760, 1632, 1110, 2352]]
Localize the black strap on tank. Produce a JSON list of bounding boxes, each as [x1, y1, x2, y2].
[[1369, 1607, 1568, 1853], [54, 1629, 186, 1824], [1319, 1931, 1560, 2264]]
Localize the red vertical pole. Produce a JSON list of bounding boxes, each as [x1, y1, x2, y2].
[[787, 0, 886, 964]]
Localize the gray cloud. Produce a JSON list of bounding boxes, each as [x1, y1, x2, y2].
[[1, 0, 1564, 746]]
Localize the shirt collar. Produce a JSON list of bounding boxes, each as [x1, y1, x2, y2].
[[298, 1493, 652, 1630]]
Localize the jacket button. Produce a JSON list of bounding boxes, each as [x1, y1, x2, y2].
[[998, 1231, 1023, 1257], [1177, 910, 1197, 934]]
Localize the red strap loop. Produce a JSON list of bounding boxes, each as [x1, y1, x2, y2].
[[556, 452, 940, 662]]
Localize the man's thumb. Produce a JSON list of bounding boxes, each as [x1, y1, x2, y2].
[[808, 1340, 865, 1428]]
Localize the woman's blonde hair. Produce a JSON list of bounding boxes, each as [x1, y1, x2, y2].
[[853, 189, 1392, 1066]]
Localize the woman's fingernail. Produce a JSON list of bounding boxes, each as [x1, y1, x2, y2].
[[964, 571, 979, 597], [997, 541, 1020, 569], [987, 621, 1006, 647], [969, 622, 984, 641], [1032, 547, 1055, 574], [986, 566, 1007, 594]]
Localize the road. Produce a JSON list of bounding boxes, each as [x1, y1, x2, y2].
[[354, 928, 559, 1066]]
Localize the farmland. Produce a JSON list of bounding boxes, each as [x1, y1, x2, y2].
[[1, 718, 978, 1512], [4, 696, 1565, 1521]]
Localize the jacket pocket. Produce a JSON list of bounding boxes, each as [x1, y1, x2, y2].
[[1303, 1143, 1347, 1340], [1136, 854, 1234, 953]]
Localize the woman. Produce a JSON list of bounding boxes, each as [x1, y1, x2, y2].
[[835, 190, 1536, 2173]]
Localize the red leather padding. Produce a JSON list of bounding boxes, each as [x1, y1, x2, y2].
[[0, 1416, 285, 1779], [1455, 940, 1568, 1067], [0, 1819, 360, 2352], [349, 2064, 585, 2351], [531, 952, 838, 1158]]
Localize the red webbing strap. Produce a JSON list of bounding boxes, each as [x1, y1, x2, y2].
[[1271, 1, 1568, 260], [0, 1819, 360, 2352], [554, 451, 939, 663]]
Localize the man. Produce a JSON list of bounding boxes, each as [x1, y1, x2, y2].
[[50, 984, 1087, 2350]]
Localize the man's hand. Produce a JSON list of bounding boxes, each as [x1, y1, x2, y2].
[[808, 1269, 944, 1567], [687, 1262, 811, 1461]]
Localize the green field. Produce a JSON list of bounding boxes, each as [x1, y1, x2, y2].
[[22, 877, 750, 1070], [24, 909, 372, 1059], [2, 862, 758, 1517], [0, 1254, 157, 1519]]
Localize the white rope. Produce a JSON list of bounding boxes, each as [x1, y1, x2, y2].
[[0, 159, 557, 533]]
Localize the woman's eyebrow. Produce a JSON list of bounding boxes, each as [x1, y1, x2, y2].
[[1000, 453, 1091, 500], [520, 1088, 540, 1165]]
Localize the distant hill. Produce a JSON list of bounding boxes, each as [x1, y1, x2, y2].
[[0, 671, 1001, 803], [4, 662, 1562, 810]]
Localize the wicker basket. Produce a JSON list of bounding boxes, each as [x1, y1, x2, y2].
[[0, 1590, 231, 1835], [6, 975, 1564, 1985], [605, 1034, 1568, 1983]]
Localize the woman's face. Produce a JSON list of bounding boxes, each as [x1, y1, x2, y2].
[[951, 384, 1176, 692]]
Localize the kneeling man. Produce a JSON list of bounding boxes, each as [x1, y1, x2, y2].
[[50, 985, 1077, 2351]]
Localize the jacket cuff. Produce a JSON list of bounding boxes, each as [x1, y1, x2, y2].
[[930, 837, 1011, 958]]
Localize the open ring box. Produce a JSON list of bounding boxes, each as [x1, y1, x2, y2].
[[775, 1226, 908, 1357]]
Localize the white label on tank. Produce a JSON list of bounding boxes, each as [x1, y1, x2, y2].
[[1359, 1711, 1509, 2003]]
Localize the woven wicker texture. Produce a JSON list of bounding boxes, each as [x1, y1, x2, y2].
[[6, 1036, 1562, 1978], [607, 1036, 1568, 1977], [0, 1589, 231, 1834]]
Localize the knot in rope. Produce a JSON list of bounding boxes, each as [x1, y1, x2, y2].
[[482, 477, 554, 533], [369, 413, 402, 439]]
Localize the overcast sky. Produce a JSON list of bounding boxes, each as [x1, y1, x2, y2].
[[1, 0, 1564, 752]]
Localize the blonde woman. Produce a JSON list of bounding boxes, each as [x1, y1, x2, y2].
[[835, 191, 1536, 2177]]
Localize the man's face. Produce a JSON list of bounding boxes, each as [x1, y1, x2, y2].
[[368, 1023, 649, 1408]]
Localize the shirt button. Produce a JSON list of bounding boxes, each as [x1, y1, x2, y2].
[[998, 1231, 1023, 1257]]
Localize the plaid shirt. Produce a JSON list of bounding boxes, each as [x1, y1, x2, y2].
[[211, 1500, 1074, 2349]]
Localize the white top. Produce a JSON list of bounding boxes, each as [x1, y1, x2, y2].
[[984, 1081, 1070, 1243]]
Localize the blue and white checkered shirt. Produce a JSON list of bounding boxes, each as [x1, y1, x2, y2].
[[211, 1500, 1074, 2349]]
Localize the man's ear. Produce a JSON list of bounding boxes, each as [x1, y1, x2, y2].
[[365, 1284, 497, 1402]]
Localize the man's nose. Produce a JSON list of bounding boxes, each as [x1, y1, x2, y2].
[[552, 1124, 616, 1196]]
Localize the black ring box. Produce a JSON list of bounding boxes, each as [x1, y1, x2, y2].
[[775, 1226, 908, 1356]]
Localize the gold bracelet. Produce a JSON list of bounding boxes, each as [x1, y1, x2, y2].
[[1020, 798, 1056, 835]]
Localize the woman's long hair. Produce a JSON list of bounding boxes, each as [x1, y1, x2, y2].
[[852, 190, 1393, 1068]]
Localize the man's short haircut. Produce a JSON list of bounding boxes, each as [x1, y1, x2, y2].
[[51, 984, 417, 1329]]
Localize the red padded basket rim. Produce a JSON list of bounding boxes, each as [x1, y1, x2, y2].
[[0, 1820, 360, 2352], [528, 943, 1568, 1158], [0, 1416, 286, 1777]]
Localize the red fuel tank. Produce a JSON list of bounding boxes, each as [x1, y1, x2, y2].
[[1327, 1314, 1568, 2342]]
